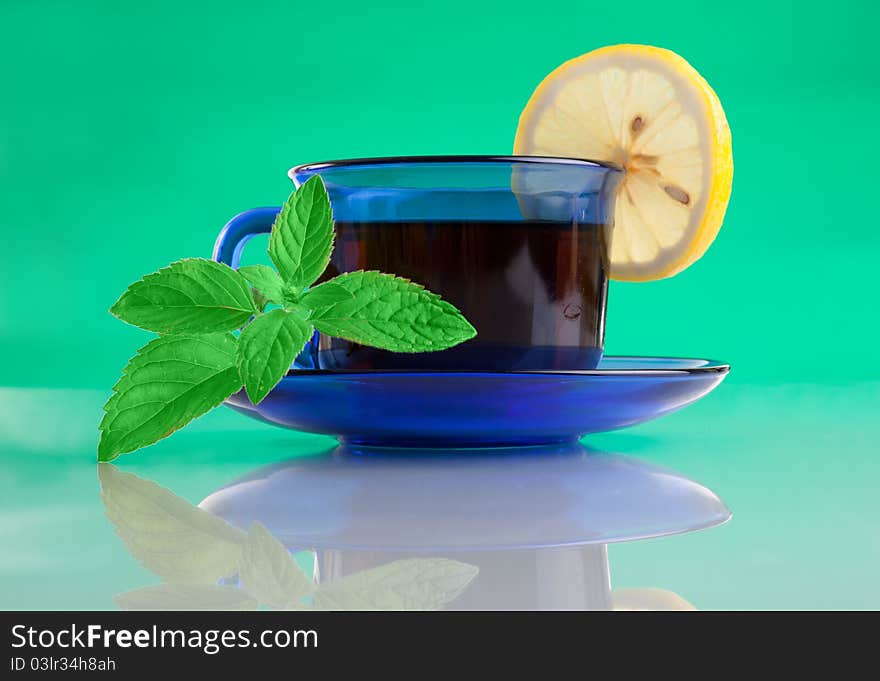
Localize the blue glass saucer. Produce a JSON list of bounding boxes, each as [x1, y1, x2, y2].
[[224, 356, 729, 447]]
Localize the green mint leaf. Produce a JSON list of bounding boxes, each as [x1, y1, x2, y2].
[[268, 175, 334, 289], [110, 258, 257, 334], [300, 280, 355, 309], [98, 333, 242, 461], [236, 309, 312, 404], [98, 464, 247, 583], [312, 558, 479, 611], [309, 271, 477, 353], [238, 264, 285, 305], [114, 584, 257, 611], [239, 522, 315, 608]]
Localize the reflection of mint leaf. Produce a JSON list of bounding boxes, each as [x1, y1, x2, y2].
[[269, 175, 334, 289], [300, 280, 355, 308], [239, 522, 314, 609], [312, 558, 479, 611], [110, 258, 256, 334], [236, 309, 312, 404], [98, 464, 246, 583], [115, 584, 257, 611], [238, 264, 286, 305], [99, 464, 481, 612], [310, 271, 477, 353], [98, 334, 242, 461]]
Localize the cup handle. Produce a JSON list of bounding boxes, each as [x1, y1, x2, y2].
[[213, 206, 319, 370], [212, 206, 280, 268]]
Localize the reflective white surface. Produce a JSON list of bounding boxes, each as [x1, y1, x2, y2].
[[4, 381, 879, 610]]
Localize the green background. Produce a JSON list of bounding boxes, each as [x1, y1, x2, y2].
[[1, 1, 878, 610], [1, 0, 877, 387]]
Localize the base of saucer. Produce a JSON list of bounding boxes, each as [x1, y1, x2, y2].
[[337, 435, 580, 449]]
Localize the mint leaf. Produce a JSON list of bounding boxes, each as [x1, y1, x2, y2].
[[110, 258, 257, 334], [312, 558, 479, 611], [238, 264, 285, 305], [300, 281, 355, 308], [98, 464, 247, 583], [239, 522, 314, 608], [309, 271, 477, 353], [98, 333, 242, 461], [115, 584, 257, 611], [236, 309, 312, 404], [268, 175, 334, 289]]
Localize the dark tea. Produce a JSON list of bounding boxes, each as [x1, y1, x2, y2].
[[311, 219, 610, 371], [286, 156, 623, 372]]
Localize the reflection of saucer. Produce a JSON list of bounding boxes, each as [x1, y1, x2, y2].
[[224, 356, 729, 447], [200, 443, 731, 552], [200, 443, 730, 609]]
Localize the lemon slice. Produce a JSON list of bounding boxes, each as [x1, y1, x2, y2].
[[514, 44, 733, 281]]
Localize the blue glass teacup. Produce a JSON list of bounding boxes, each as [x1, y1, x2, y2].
[[215, 156, 623, 372]]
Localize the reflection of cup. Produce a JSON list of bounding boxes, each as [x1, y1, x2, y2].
[[215, 156, 623, 371]]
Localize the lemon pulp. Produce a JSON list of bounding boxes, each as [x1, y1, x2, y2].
[[514, 44, 733, 281]]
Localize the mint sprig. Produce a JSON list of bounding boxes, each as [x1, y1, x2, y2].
[[236, 308, 313, 404], [268, 174, 335, 288], [309, 270, 478, 353], [110, 258, 258, 334], [237, 264, 286, 306], [98, 334, 242, 462], [99, 176, 477, 461]]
